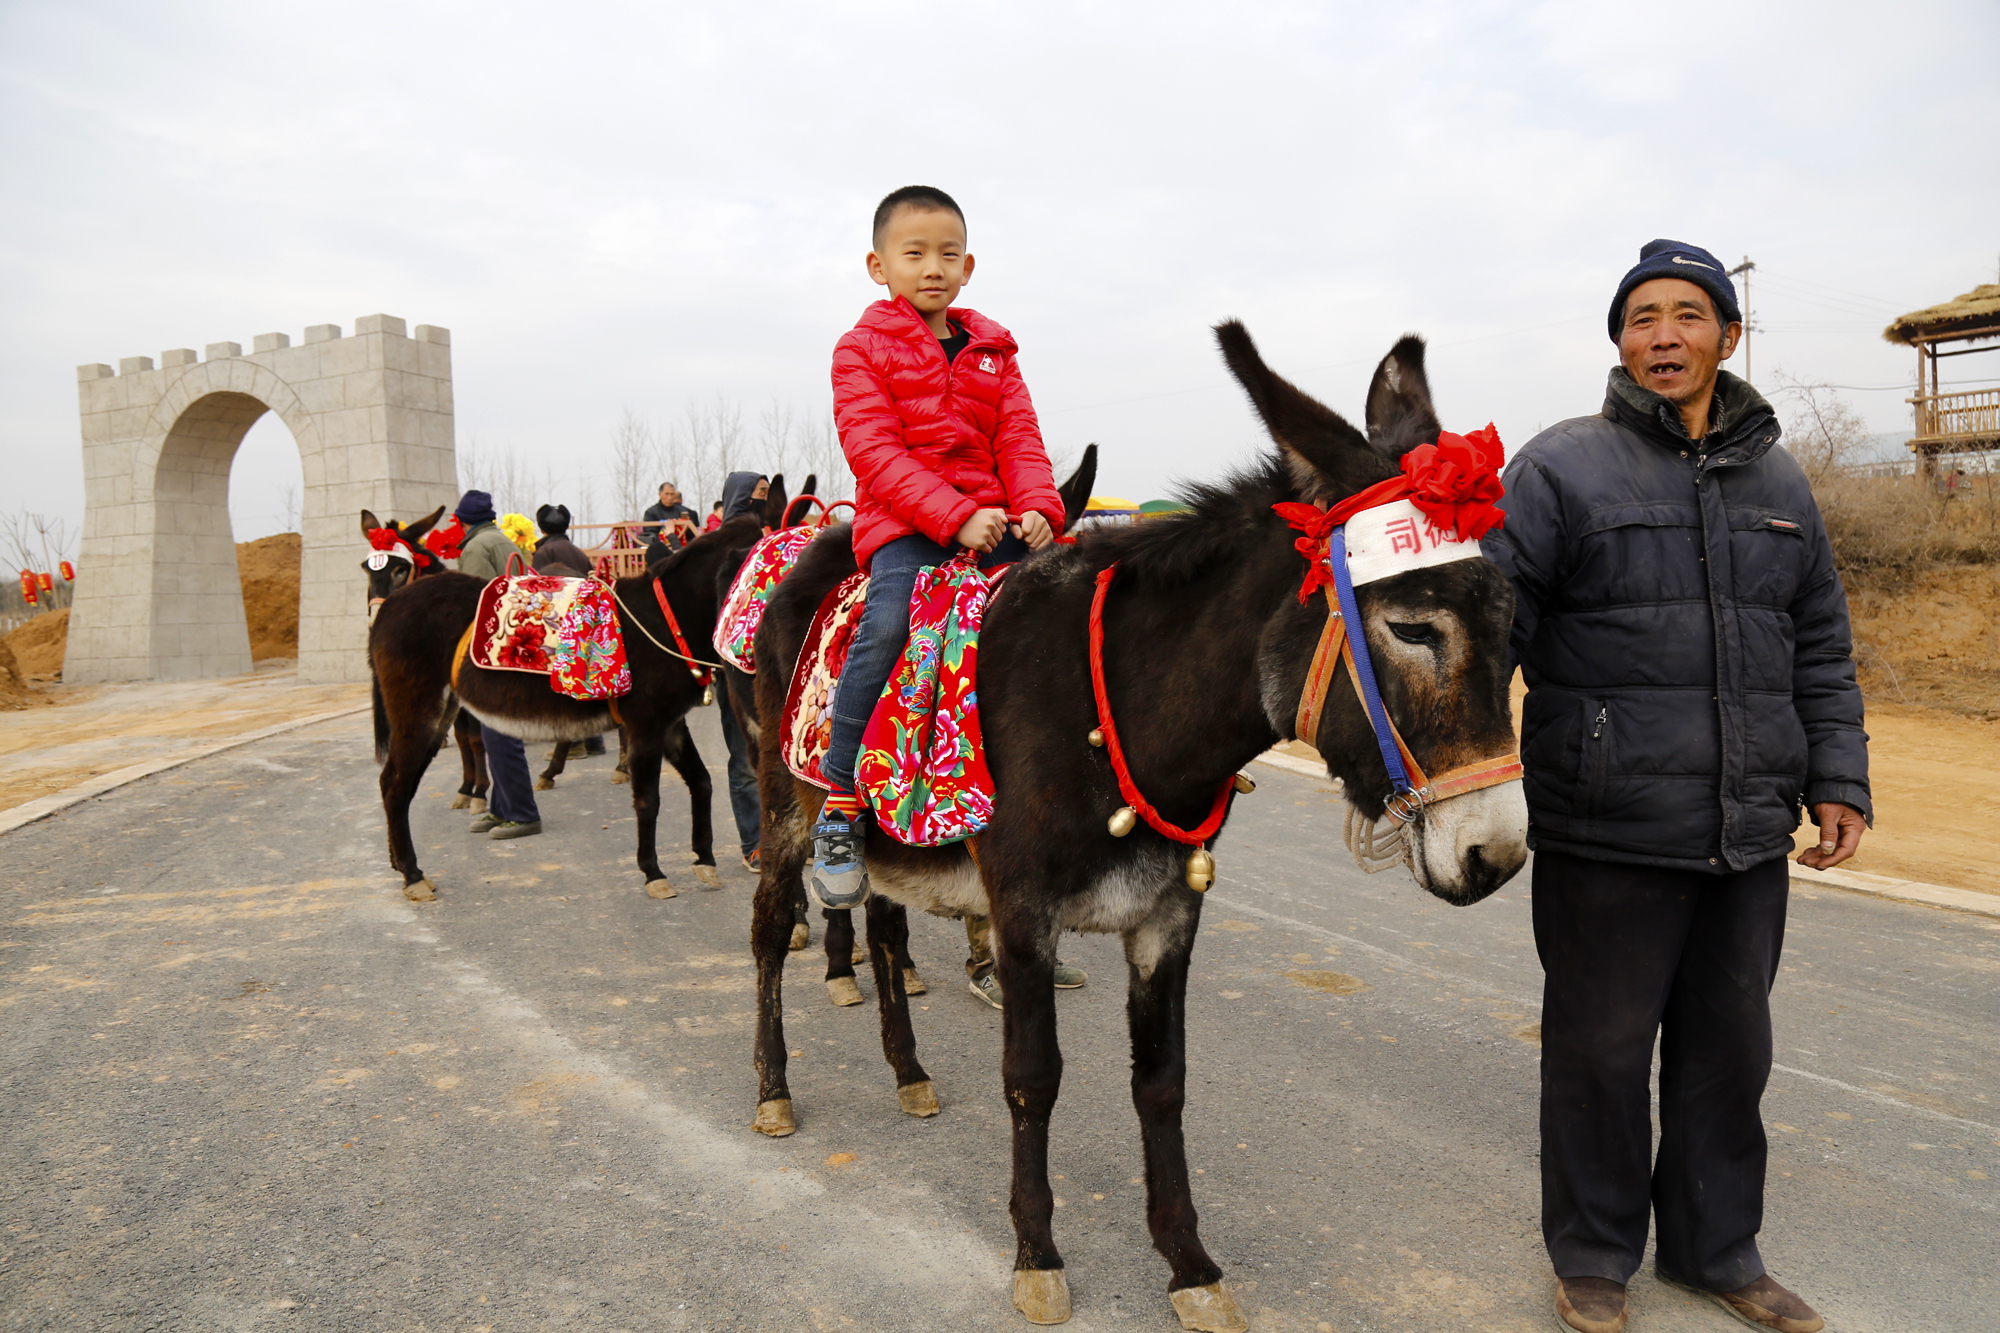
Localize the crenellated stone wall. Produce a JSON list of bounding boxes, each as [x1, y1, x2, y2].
[[67, 314, 457, 684]]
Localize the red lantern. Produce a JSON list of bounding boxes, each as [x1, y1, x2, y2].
[[37, 572, 52, 593], [19, 570, 37, 606], [59, 561, 74, 582]]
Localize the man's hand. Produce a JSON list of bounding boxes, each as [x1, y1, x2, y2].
[[955, 507, 1008, 554], [1797, 802, 1865, 870], [1011, 510, 1054, 551]]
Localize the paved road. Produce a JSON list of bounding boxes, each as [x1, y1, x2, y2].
[[2, 707, 1993, 1333]]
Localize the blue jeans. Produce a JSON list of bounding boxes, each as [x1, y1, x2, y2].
[[821, 532, 1026, 794], [480, 722, 541, 824], [719, 698, 761, 857]]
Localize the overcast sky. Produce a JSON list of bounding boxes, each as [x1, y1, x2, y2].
[[4, 0, 1995, 545]]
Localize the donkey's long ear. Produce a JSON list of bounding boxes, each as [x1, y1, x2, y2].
[[402, 505, 448, 542], [1216, 320, 1385, 501], [1364, 335, 1442, 461], [1057, 443, 1098, 533], [360, 508, 383, 537], [782, 473, 820, 528], [762, 473, 788, 529]]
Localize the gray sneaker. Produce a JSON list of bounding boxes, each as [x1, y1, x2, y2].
[[1053, 959, 1088, 989], [489, 819, 543, 840], [809, 812, 870, 909], [968, 972, 1004, 1009], [468, 811, 503, 834]]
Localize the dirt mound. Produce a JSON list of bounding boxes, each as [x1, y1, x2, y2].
[[237, 533, 301, 661], [5, 608, 69, 679], [0, 636, 47, 710], [1846, 564, 2000, 718]]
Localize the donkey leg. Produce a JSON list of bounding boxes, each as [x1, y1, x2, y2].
[[625, 742, 674, 898], [451, 713, 478, 808], [469, 722, 490, 813], [896, 924, 927, 995], [788, 875, 811, 951], [381, 727, 441, 903], [823, 909, 863, 1007], [1125, 908, 1243, 1332], [661, 717, 720, 886], [863, 897, 937, 1116], [994, 905, 1071, 1324], [751, 774, 813, 1136], [536, 739, 570, 791], [611, 726, 630, 786]]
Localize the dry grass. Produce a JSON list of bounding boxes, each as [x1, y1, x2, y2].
[[1816, 471, 1999, 586]]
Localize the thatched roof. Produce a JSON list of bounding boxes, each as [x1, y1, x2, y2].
[[1883, 282, 2000, 345]]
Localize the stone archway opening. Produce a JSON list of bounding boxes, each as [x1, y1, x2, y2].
[[68, 315, 457, 684]]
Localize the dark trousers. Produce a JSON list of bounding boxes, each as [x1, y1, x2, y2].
[[718, 700, 760, 858], [822, 532, 1026, 792], [480, 722, 541, 825], [1533, 849, 1789, 1290]]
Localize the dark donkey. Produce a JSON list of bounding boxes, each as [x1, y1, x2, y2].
[[359, 506, 490, 813], [368, 478, 793, 902], [744, 328, 1527, 1330]]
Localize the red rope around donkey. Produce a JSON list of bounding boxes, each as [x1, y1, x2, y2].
[[1088, 563, 1234, 844]]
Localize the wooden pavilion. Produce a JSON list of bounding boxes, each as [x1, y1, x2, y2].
[[1882, 282, 2000, 470]]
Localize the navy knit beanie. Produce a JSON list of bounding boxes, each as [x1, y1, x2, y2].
[[1607, 240, 1742, 341], [454, 489, 497, 526]]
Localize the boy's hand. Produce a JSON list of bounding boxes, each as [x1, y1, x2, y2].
[[1011, 510, 1054, 551], [955, 508, 1008, 553]]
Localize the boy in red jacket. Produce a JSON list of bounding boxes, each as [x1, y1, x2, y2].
[[811, 185, 1064, 911]]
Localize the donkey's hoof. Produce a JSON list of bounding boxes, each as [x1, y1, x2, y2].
[[694, 864, 722, 889], [789, 922, 811, 951], [897, 1080, 940, 1117], [534, 777, 554, 791], [469, 798, 488, 814], [611, 771, 629, 786], [753, 1098, 796, 1137], [1169, 1281, 1248, 1333], [449, 793, 471, 810], [902, 966, 927, 996], [1012, 1269, 1071, 1325], [827, 976, 864, 1007], [851, 943, 866, 965], [404, 878, 437, 903], [645, 878, 677, 900]]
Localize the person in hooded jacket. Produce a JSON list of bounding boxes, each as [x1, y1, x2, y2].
[[1482, 241, 1867, 1333], [712, 469, 770, 870]]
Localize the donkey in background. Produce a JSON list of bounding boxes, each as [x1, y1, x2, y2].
[[744, 330, 1525, 1331]]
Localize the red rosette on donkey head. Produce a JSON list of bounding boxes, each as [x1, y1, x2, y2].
[[1398, 424, 1506, 542], [423, 516, 466, 561]]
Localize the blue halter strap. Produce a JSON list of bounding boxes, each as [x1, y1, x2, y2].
[[1326, 527, 1418, 807]]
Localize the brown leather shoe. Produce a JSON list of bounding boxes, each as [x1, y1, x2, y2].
[[1554, 1276, 1628, 1333], [1710, 1275, 1824, 1332]]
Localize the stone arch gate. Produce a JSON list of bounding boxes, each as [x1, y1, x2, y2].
[[67, 314, 458, 684]]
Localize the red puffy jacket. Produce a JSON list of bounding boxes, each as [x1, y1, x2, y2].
[[832, 297, 1063, 570]]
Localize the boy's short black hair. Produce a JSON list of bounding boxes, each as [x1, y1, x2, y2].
[[872, 185, 965, 249]]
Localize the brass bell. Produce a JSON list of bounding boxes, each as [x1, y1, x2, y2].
[[1087, 727, 1105, 747], [1185, 847, 1215, 892], [1107, 806, 1138, 837], [1233, 772, 1257, 794], [702, 683, 715, 707]]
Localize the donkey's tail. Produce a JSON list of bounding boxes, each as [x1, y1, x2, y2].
[[372, 672, 390, 765]]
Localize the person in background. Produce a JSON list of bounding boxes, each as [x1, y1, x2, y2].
[[453, 489, 544, 840], [643, 482, 699, 548], [531, 504, 593, 576], [532, 503, 606, 755], [712, 469, 772, 870], [704, 501, 723, 532]]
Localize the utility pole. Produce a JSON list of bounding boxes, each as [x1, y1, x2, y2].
[[1727, 256, 1757, 384]]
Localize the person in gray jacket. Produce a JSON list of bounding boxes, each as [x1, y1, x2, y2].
[[453, 489, 543, 841], [1483, 240, 1867, 1333]]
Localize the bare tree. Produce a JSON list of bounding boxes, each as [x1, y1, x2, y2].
[[1773, 374, 1871, 486], [278, 483, 300, 533], [608, 408, 657, 520], [0, 510, 77, 611]]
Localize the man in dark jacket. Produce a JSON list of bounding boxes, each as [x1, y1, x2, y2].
[[452, 489, 543, 841], [641, 482, 699, 551], [1483, 240, 1868, 1333], [530, 504, 593, 576]]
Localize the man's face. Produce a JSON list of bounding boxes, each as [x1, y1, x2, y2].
[[659, 485, 680, 508], [866, 207, 973, 317], [1617, 278, 1740, 407], [751, 478, 770, 501]]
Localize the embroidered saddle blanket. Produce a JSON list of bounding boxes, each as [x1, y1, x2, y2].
[[714, 525, 819, 674], [469, 574, 631, 701], [781, 558, 997, 847]]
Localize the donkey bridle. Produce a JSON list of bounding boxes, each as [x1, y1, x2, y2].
[[1295, 525, 1522, 826]]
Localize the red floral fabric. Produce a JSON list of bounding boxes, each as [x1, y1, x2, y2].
[[781, 573, 871, 788], [715, 526, 819, 674], [548, 579, 631, 700]]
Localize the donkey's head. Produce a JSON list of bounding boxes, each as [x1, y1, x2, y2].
[[1218, 322, 1526, 905], [360, 505, 447, 616]]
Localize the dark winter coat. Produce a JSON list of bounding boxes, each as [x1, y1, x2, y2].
[[531, 535, 593, 577], [1481, 369, 1870, 873]]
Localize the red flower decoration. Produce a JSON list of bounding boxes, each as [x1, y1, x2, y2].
[[424, 516, 466, 561], [1399, 424, 1507, 542]]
